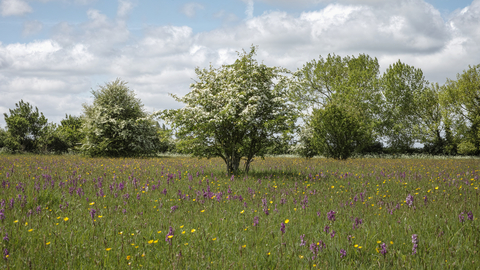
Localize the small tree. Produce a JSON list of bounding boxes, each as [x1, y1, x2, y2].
[[3, 100, 47, 152], [80, 79, 160, 157], [162, 46, 297, 174], [311, 103, 370, 160]]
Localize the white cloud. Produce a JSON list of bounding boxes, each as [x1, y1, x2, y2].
[[22, 20, 43, 36], [244, 0, 254, 19], [180, 2, 204, 18], [0, 0, 32, 16], [117, 0, 133, 19], [213, 10, 239, 23]]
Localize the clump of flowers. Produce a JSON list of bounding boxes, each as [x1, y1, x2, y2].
[[412, 234, 418, 255], [165, 226, 175, 245], [340, 249, 346, 258], [406, 194, 414, 207], [327, 211, 336, 221], [253, 216, 259, 227], [380, 242, 387, 256], [280, 222, 285, 234]]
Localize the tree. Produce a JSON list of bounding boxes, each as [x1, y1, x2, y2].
[[3, 100, 48, 151], [58, 114, 84, 152], [162, 46, 297, 174], [441, 64, 480, 155], [380, 60, 430, 153], [290, 53, 382, 157], [80, 79, 160, 157], [310, 103, 370, 159]]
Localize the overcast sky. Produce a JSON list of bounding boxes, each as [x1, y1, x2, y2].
[[0, 0, 479, 127]]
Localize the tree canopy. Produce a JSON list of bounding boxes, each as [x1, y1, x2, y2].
[[162, 46, 297, 174], [80, 79, 160, 157]]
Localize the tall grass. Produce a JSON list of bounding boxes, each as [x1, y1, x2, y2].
[[0, 155, 478, 269]]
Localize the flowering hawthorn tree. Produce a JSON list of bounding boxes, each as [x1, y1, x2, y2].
[[80, 79, 160, 157], [162, 46, 296, 174]]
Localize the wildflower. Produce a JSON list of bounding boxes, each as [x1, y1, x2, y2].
[[406, 194, 414, 207], [412, 234, 418, 255], [46, 242, 50, 245], [191, 229, 196, 233], [330, 231, 336, 239], [380, 243, 387, 256], [64, 217, 69, 222], [459, 212, 465, 223], [324, 225, 329, 234], [340, 249, 346, 258], [148, 240, 153, 244], [280, 222, 285, 234], [300, 234, 306, 246], [106, 248, 112, 251], [212, 238, 216, 241], [3, 249, 9, 260], [3, 233, 8, 242], [165, 226, 174, 245], [253, 216, 259, 227], [467, 211, 473, 221], [327, 211, 336, 221], [126, 255, 131, 260], [90, 209, 96, 220], [423, 195, 428, 205], [170, 205, 178, 213]]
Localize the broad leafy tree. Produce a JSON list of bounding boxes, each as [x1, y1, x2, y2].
[[3, 100, 47, 151], [441, 64, 480, 155], [80, 79, 160, 157], [162, 46, 297, 174], [291, 53, 382, 157], [380, 60, 430, 152]]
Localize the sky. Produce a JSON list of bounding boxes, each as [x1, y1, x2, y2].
[[0, 0, 479, 127]]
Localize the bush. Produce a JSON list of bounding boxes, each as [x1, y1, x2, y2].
[[311, 103, 370, 160]]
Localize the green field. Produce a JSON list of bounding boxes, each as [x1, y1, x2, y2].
[[0, 155, 478, 269]]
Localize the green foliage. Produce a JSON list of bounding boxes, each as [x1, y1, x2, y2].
[[57, 114, 85, 152], [441, 64, 480, 156], [294, 124, 318, 158], [291, 53, 382, 158], [3, 100, 48, 152], [311, 103, 371, 160], [156, 123, 176, 153], [80, 79, 160, 157], [380, 60, 430, 152], [162, 46, 297, 174]]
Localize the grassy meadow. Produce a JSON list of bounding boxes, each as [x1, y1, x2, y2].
[[0, 155, 479, 269]]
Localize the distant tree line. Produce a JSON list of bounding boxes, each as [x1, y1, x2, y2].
[[1, 46, 478, 172]]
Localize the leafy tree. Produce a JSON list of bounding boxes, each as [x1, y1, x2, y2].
[[80, 79, 160, 157], [3, 100, 47, 151], [0, 127, 7, 149], [58, 114, 84, 152], [294, 124, 318, 158], [156, 123, 176, 153], [380, 60, 430, 153], [162, 46, 297, 174], [441, 64, 480, 155], [290, 53, 382, 157], [310, 103, 370, 160]]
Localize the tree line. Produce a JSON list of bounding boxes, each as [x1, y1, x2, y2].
[[0, 46, 478, 173]]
